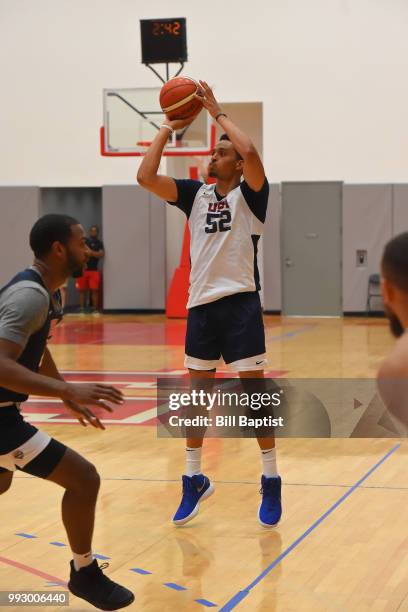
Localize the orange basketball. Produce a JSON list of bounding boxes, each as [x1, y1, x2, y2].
[[159, 76, 203, 121]]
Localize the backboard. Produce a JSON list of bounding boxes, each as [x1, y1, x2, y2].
[[101, 87, 215, 157]]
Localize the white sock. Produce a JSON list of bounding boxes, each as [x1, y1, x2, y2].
[[261, 448, 278, 478], [73, 551, 93, 571], [186, 447, 202, 477]]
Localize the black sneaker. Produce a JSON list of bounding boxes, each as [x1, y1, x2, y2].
[[68, 560, 135, 610]]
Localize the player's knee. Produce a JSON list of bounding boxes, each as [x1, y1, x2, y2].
[[85, 463, 101, 496], [76, 462, 100, 498]]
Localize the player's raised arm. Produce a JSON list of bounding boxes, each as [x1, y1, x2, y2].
[[136, 116, 198, 202], [196, 80, 266, 192]]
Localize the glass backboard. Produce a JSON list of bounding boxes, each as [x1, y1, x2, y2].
[[101, 87, 215, 157]]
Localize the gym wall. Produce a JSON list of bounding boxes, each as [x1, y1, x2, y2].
[[1, 1, 408, 313], [261, 183, 408, 313], [102, 186, 166, 310], [0, 187, 39, 286], [0, 183, 406, 313], [1, 0, 407, 186]]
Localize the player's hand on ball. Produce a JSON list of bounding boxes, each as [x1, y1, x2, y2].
[[63, 399, 108, 430], [196, 80, 223, 119], [163, 111, 201, 132]]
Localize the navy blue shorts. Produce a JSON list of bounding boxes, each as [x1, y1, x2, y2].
[[185, 291, 267, 371], [0, 406, 67, 478]]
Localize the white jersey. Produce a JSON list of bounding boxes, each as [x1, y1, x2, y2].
[[170, 178, 269, 309]]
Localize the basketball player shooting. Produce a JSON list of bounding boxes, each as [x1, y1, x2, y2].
[[0, 215, 134, 610], [137, 80, 282, 528]]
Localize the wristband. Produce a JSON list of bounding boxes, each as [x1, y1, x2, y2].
[[161, 124, 174, 134], [215, 112, 227, 122]]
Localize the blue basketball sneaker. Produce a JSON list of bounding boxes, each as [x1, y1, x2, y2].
[[258, 475, 282, 528], [173, 474, 214, 526]]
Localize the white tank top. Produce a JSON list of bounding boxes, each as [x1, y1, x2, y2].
[[170, 178, 269, 309]]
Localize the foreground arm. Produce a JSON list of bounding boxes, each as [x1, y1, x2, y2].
[[39, 347, 111, 429], [0, 339, 123, 409]]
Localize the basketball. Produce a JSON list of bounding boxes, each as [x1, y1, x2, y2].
[[159, 76, 203, 121]]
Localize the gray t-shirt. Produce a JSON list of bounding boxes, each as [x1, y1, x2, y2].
[[0, 281, 50, 349]]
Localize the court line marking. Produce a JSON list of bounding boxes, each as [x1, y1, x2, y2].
[[396, 594, 408, 611], [267, 325, 317, 341], [58, 369, 284, 376], [26, 396, 156, 402], [60, 370, 186, 375], [196, 598, 218, 608], [23, 406, 157, 425], [218, 442, 401, 611], [0, 555, 67, 585], [164, 582, 187, 592], [31, 383, 157, 387], [13, 475, 408, 491], [9, 533, 218, 607]]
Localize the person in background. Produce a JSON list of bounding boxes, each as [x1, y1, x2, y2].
[[76, 226, 104, 315]]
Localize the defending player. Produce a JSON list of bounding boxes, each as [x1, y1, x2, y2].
[[0, 214, 134, 610]]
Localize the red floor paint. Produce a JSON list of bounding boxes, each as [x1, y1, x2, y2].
[[51, 320, 187, 346], [0, 555, 67, 586]]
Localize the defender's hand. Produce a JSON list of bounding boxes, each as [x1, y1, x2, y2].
[[62, 382, 124, 412], [63, 399, 111, 430]]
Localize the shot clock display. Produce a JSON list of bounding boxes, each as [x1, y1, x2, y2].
[[140, 18, 187, 64]]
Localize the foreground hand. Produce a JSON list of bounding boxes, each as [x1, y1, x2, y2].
[[63, 382, 124, 413], [195, 80, 223, 119], [63, 399, 111, 430]]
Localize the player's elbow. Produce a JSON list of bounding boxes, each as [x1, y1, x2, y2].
[[137, 172, 158, 191], [136, 170, 150, 187]]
